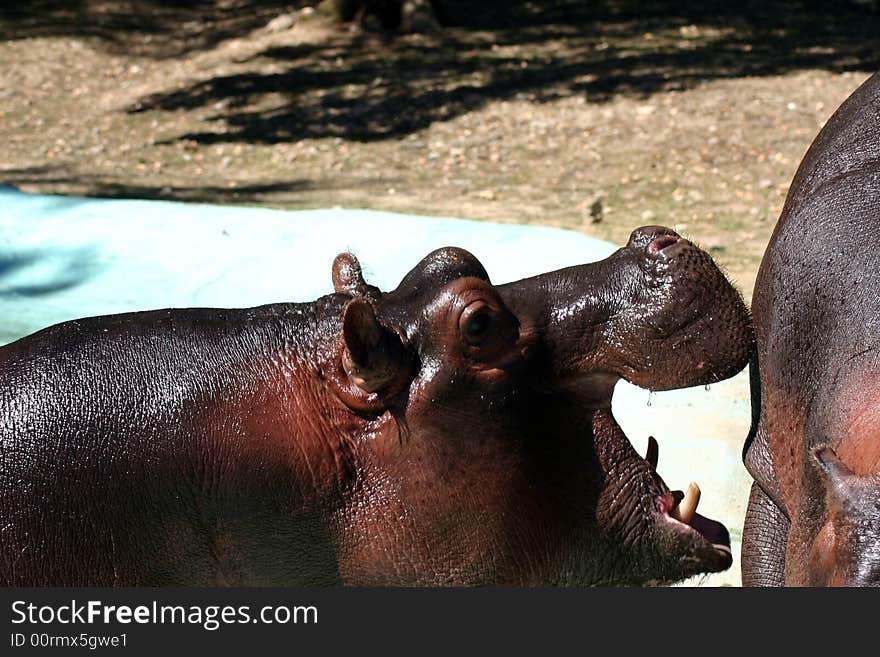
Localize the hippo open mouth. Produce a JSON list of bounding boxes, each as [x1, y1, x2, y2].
[[589, 407, 733, 584], [661, 487, 732, 557], [655, 463, 733, 570], [515, 226, 749, 584], [615, 230, 738, 576]]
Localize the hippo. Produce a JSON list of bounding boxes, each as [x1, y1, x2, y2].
[[743, 72, 880, 586], [0, 226, 752, 586]]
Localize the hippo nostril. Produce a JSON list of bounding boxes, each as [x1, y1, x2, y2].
[[647, 235, 680, 254], [627, 225, 681, 250]]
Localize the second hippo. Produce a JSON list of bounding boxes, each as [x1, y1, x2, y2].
[[743, 72, 880, 586]]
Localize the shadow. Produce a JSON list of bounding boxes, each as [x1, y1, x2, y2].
[[76, 180, 318, 203], [122, 0, 880, 144], [0, 249, 99, 298], [0, 0, 301, 58], [0, 167, 319, 205]]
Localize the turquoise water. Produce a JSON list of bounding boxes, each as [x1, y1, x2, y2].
[[0, 185, 616, 344]]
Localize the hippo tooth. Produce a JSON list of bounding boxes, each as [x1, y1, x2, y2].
[[645, 436, 659, 469], [671, 482, 701, 524]]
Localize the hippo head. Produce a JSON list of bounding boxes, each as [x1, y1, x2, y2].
[[318, 226, 753, 585], [807, 446, 880, 587]]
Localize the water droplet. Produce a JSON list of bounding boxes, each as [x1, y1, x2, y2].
[[647, 391, 654, 407], [704, 384, 711, 391]]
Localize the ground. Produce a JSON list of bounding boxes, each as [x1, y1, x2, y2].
[[2, 2, 878, 299]]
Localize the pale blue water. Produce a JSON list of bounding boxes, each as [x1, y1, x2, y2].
[[0, 185, 616, 345]]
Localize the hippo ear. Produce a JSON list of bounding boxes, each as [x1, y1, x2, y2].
[[812, 445, 862, 506], [333, 252, 379, 297], [812, 444, 855, 484], [341, 298, 412, 396]]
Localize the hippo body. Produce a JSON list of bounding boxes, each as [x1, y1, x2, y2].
[[743, 72, 880, 586], [1, 227, 752, 586]]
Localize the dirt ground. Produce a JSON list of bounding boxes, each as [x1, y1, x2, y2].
[[2, 2, 879, 300]]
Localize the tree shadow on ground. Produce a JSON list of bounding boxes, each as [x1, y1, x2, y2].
[[1, 166, 318, 204], [0, 0, 300, 57], [4, 2, 880, 145], [125, 1, 880, 143]]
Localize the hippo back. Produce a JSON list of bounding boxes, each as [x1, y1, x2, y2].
[[751, 72, 880, 582]]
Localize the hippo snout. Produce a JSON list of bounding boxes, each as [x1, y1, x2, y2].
[[628, 225, 698, 261], [627, 225, 681, 252]]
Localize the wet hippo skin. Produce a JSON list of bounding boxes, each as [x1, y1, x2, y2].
[[743, 72, 880, 586], [0, 227, 752, 586]]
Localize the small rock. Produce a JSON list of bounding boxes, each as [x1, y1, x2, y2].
[[401, 0, 440, 33], [589, 198, 603, 223], [265, 13, 296, 33]]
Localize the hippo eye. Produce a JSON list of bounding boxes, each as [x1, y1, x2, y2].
[[459, 302, 495, 346], [465, 312, 492, 341], [457, 296, 519, 361]]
